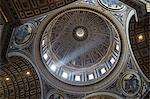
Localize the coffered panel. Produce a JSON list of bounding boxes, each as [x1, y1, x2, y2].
[[129, 16, 150, 80], [2, 0, 77, 19]]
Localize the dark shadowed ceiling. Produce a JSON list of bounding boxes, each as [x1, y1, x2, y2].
[[129, 15, 150, 80], [1, 0, 77, 19], [0, 56, 42, 99]]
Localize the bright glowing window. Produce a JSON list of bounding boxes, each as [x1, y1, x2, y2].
[[75, 75, 81, 81], [110, 57, 115, 64], [50, 64, 57, 72], [62, 72, 68, 79], [88, 74, 94, 80], [43, 53, 48, 60], [146, 4, 150, 12], [116, 44, 119, 51], [101, 68, 106, 74], [42, 40, 45, 46]]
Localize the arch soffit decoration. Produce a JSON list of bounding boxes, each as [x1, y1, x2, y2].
[[125, 9, 150, 82], [7, 51, 44, 99]]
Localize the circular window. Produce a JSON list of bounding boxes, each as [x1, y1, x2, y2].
[[40, 8, 121, 85]]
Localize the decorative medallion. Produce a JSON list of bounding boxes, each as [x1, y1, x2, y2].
[[49, 93, 64, 99], [120, 72, 141, 97], [14, 23, 35, 47], [41, 8, 121, 85], [98, 0, 125, 11]]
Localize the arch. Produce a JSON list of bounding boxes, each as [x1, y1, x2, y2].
[[7, 51, 44, 99], [83, 92, 123, 99], [125, 10, 150, 82]]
